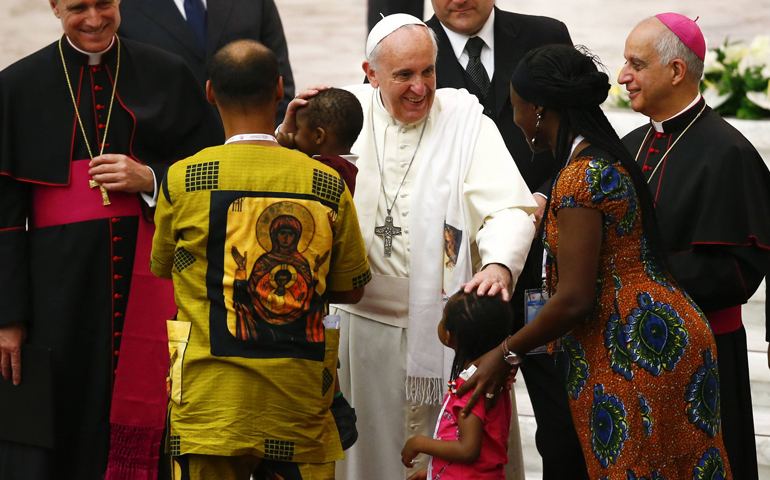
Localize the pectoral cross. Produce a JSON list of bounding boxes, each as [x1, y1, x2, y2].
[[374, 215, 401, 257], [89, 179, 111, 206]]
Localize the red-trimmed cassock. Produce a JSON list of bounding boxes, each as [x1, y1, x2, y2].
[[0, 36, 222, 479], [623, 95, 770, 480]]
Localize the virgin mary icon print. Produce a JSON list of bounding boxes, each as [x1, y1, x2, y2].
[[230, 200, 325, 341]]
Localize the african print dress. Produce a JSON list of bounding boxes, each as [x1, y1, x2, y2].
[[544, 146, 732, 480]]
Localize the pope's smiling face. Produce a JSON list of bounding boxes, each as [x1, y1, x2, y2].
[[50, 0, 121, 53], [366, 26, 436, 125]]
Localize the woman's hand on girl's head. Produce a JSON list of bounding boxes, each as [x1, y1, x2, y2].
[[454, 348, 511, 417], [406, 468, 428, 480]]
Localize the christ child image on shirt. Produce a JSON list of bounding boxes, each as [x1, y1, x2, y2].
[[228, 199, 331, 345]]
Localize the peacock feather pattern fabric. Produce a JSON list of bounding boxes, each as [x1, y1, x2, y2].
[[544, 148, 732, 478]]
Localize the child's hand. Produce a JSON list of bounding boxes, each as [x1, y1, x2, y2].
[[276, 130, 296, 149], [406, 468, 428, 480], [401, 435, 426, 468]]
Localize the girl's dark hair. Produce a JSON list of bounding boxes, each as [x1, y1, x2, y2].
[[444, 291, 514, 381], [511, 44, 670, 273]]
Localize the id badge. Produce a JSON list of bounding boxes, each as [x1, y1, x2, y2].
[[524, 288, 563, 354]]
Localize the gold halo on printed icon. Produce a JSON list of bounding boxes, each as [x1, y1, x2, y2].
[[269, 264, 298, 289], [255, 201, 315, 253]]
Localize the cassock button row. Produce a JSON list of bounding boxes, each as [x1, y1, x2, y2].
[[114, 350, 119, 356], [94, 85, 103, 91], [400, 127, 407, 134], [113, 256, 122, 261], [404, 228, 409, 234], [115, 312, 123, 317], [399, 162, 409, 168], [402, 211, 408, 217], [96, 104, 104, 110], [399, 144, 408, 149], [400, 193, 408, 198], [656, 133, 664, 138], [111, 218, 121, 223], [113, 237, 122, 242], [99, 124, 106, 129], [114, 294, 122, 299], [409, 423, 418, 430], [484, 108, 491, 115], [114, 332, 122, 337], [114, 275, 122, 280]]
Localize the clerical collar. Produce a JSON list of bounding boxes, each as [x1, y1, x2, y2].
[[313, 154, 359, 165], [374, 87, 430, 127], [64, 35, 116, 66], [440, 8, 496, 67], [651, 93, 704, 133]]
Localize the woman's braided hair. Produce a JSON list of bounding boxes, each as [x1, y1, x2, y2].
[[512, 44, 670, 274]]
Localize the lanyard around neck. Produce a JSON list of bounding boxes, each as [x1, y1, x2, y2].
[[225, 133, 278, 145]]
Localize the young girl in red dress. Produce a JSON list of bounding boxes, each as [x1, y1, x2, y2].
[[401, 291, 514, 480]]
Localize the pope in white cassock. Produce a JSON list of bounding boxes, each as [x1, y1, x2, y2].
[[279, 14, 538, 480]]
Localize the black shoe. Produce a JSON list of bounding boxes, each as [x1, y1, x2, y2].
[[331, 395, 358, 450]]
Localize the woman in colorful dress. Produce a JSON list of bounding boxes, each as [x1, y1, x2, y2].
[[457, 44, 731, 480]]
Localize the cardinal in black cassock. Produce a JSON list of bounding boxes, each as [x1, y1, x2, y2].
[[619, 14, 770, 479], [623, 94, 770, 480], [0, 24, 222, 480]]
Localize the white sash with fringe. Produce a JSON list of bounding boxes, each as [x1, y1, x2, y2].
[[406, 88, 482, 405]]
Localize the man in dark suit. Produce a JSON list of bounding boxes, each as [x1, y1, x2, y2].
[[427, 2, 589, 479], [118, 0, 295, 126]]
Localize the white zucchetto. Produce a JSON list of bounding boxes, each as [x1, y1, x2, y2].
[[365, 13, 427, 59]]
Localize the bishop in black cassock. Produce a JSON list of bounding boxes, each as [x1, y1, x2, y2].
[[620, 15, 770, 480], [0, 2, 222, 478]]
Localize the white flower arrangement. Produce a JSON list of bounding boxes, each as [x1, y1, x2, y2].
[[701, 35, 770, 118]]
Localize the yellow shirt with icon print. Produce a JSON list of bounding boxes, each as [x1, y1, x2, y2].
[[150, 144, 371, 462]]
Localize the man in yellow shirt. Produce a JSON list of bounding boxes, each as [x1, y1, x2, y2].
[[151, 40, 371, 480]]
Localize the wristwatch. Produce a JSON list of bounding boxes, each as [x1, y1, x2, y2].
[[501, 336, 523, 367]]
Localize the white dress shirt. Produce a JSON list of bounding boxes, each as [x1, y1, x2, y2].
[[438, 8, 496, 80], [173, 0, 208, 20]]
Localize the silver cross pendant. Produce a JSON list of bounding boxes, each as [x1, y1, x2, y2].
[[374, 215, 402, 257]]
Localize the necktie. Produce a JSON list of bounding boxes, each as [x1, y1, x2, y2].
[[184, 0, 207, 50], [465, 36, 490, 99]]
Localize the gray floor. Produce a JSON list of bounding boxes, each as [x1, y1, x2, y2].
[[1, 1, 768, 478]]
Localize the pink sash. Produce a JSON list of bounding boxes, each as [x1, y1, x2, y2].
[[705, 305, 742, 335], [32, 159, 174, 480]]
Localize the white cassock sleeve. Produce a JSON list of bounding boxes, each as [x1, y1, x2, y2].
[[463, 115, 538, 290]]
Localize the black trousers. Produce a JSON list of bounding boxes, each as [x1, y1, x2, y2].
[[715, 326, 759, 480], [519, 351, 590, 480]]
